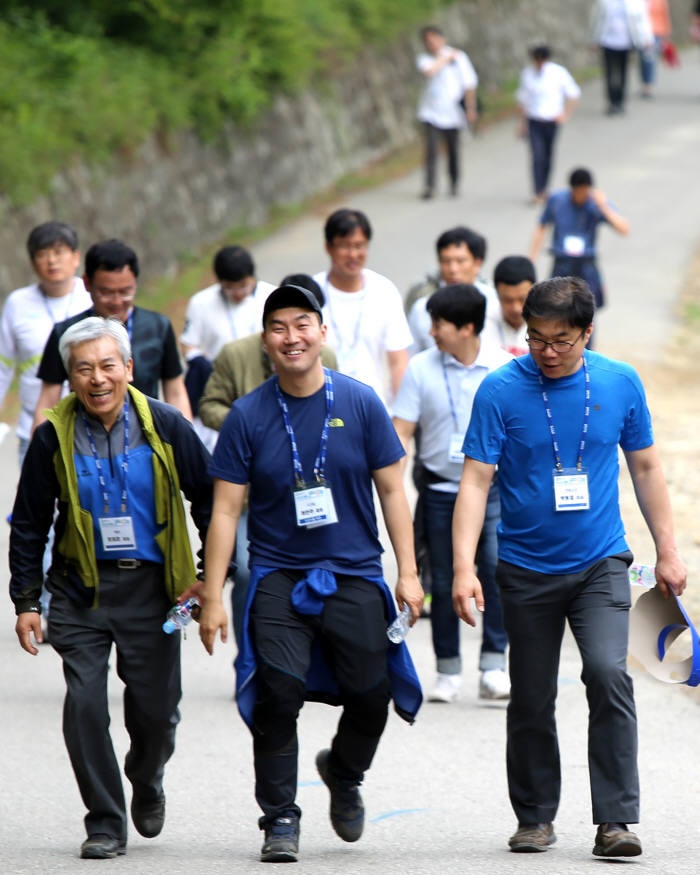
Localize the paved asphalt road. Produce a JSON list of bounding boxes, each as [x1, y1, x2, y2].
[[2, 52, 700, 875]]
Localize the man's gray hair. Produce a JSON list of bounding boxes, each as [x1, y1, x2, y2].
[[58, 317, 132, 372]]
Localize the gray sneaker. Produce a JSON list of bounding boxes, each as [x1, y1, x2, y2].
[[260, 813, 299, 863], [508, 822, 556, 852], [593, 823, 642, 857], [315, 749, 364, 842]]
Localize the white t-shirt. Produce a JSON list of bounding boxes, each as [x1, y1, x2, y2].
[[313, 268, 412, 404], [481, 315, 529, 358], [416, 47, 478, 129], [408, 278, 500, 355], [180, 280, 275, 360], [0, 278, 91, 439], [517, 61, 581, 120]]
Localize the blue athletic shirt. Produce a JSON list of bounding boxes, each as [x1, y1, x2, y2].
[[210, 372, 405, 576], [462, 350, 653, 573]]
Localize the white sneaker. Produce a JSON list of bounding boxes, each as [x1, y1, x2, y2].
[[479, 669, 510, 700], [428, 673, 461, 703]]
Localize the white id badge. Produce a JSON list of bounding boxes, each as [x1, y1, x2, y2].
[[448, 432, 465, 463], [563, 235, 585, 257], [293, 485, 338, 528], [99, 516, 137, 550], [553, 469, 590, 511]]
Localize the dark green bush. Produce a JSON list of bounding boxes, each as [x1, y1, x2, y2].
[[0, 0, 444, 204]]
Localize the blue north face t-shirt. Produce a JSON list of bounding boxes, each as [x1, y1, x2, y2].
[[210, 371, 405, 576]]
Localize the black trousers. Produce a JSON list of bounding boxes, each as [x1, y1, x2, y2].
[[422, 122, 460, 193], [250, 570, 391, 825], [527, 118, 559, 196], [496, 553, 639, 826], [602, 47, 630, 109], [48, 564, 181, 841]]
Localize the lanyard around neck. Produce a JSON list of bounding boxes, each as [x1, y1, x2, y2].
[[275, 368, 334, 487], [81, 396, 130, 514], [538, 356, 590, 472]]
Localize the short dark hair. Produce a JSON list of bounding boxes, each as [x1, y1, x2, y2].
[[84, 239, 139, 281], [421, 25, 444, 40], [213, 246, 255, 282], [26, 221, 79, 259], [493, 255, 536, 288], [530, 45, 551, 61], [569, 167, 593, 188], [522, 276, 595, 329], [436, 226, 487, 262], [280, 273, 325, 308], [426, 284, 486, 334], [324, 208, 372, 244]]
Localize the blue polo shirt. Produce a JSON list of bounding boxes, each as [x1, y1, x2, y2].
[[463, 350, 653, 573]]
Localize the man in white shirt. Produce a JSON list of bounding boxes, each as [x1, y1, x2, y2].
[[516, 45, 580, 203], [0, 221, 91, 465], [313, 208, 411, 405], [181, 245, 275, 450], [482, 256, 536, 357], [181, 245, 275, 363], [394, 284, 512, 703], [416, 25, 478, 199], [406, 226, 499, 355]]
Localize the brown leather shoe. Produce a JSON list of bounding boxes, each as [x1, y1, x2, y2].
[[593, 823, 642, 857], [508, 822, 556, 852]]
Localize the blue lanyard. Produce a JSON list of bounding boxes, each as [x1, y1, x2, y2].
[[275, 369, 334, 488], [538, 356, 590, 472], [324, 276, 365, 354], [41, 281, 76, 324], [441, 354, 461, 430], [125, 310, 133, 345], [81, 397, 130, 514]]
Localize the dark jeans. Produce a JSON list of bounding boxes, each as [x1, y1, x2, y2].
[[48, 564, 181, 841], [423, 480, 507, 674], [602, 47, 629, 109], [423, 122, 460, 193], [250, 571, 391, 825], [497, 552, 639, 826], [527, 118, 559, 196]]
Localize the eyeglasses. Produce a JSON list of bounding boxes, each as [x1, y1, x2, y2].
[[33, 244, 74, 263], [526, 331, 585, 353], [332, 241, 369, 254]]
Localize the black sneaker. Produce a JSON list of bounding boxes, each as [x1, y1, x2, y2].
[[260, 813, 299, 863], [315, 749, 364, 842]]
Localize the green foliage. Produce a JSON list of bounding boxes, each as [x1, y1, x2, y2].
[[0, 0, 444, 204]]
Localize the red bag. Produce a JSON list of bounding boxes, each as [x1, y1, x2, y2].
[[661, 41, 680, 68]]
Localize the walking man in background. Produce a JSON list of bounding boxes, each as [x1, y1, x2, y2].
[[393, 284, 512, 703], [416, 25, 478, 199], [0, 221, 90, 465], [33, 239, 192, 429], [452, 277, 686, 858], [313, 208, 411, 405], [516, 45, 580, 204]]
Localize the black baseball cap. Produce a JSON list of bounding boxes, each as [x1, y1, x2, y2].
[[262, 284, 323, 326]]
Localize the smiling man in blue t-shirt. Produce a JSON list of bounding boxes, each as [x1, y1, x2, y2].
[[196, 283, 423, 864], [452, 276, 686, 859]]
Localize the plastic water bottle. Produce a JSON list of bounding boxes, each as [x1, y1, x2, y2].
[[387, 604, 412, 643], [163, 597, 199, 634], [628, 564, 656, 586]]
